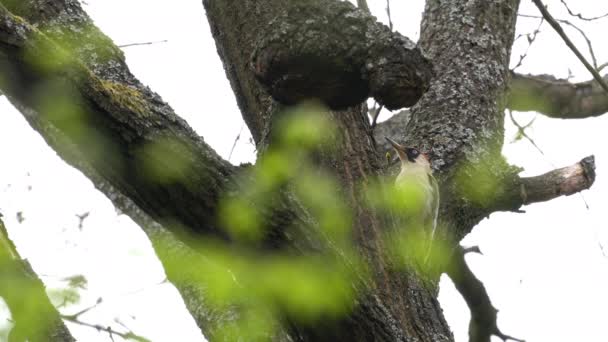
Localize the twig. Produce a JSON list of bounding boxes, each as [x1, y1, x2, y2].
[[61, 298, 103, 321], [462, 246, 483, 255], [512, 17, 544, 71], [371, 103, 384, 130], [559, 0, 608, 21], [518, 13, 599, 70], [118, 40, 168, 49], [228, 123, 245, 161], [75, 211, 90, 230], [61, 315, 151, 342], [386, 0, 393, 31], [531, 0, 608, 93], [508, 111, 546, 157]]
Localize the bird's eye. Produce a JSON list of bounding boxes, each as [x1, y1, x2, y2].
[[405, 148, 420, 162]]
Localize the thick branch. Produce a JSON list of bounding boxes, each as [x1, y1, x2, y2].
[[377, 73, 608, 120], [0, 219, 75, 342], [490, 156, 595, 212], [251, 0, 433, 110], [509, 73, 608, 118], [0, 3, 235, 240], [0, 2, 304, 338], [446, 247, 523, 342]]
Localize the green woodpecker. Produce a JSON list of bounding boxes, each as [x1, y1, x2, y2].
[[385, 137, 439, 262]]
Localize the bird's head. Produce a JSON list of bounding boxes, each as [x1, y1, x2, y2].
[[385, 137, 430, 170]]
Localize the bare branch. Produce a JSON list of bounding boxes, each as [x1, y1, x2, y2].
[[508, 111, 544, 156], [509, 73, 608, 118], [61, 315, 151, 342], [370, 103, 384, 130], [491, 156, 595, 213], [511, 17, 544, 71], [446, 247, 525, 342], [559, 0, 608, 21], [531, 0, 608, 93], [462, 246, 483, 255], [518, 13, 599, 69], [118, 39, 168, 48], [228, 123, 244, 161], [385, 0, 393, 31]]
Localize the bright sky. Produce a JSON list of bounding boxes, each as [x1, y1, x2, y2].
[[1, 1, 607, 341]]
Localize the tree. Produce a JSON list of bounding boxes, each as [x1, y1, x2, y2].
[[0, 0, 601, 341]]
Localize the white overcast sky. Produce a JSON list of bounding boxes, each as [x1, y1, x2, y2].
[[1, 1, 607, 341]]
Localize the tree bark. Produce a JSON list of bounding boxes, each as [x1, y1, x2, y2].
[[402, 0, 522, 241], [204, 0, 451, 340]]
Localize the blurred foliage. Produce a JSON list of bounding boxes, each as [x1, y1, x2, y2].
[[22, 32, 75, 75], [135, 136, 197, 185], [157, 103, 448, 340], [0, 4, 449, 340], [364, 176, 447, 271], [0, 260, 60, 341], [454, 155, 504, 208], [47, 287, 81, 308], [208, 103, 359, 339], [0, 87, 454, 340]]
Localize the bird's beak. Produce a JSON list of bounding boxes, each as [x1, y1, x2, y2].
[[385, 137, 407, 162], [385, 137, 405, 151]]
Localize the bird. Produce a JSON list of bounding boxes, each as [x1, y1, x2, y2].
[[385, 137, 439, 265]]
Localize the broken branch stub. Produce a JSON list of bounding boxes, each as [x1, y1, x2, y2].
[[251, 1, 433, 110]]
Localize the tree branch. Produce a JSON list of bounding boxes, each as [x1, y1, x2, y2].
[[531, 0, 608, 93], [508, 73, 608, 118], [250, 0, 432, 110], [376, 114, 596, 215], [0, 2, 307, 338], [491, 155, 595, 213], [446, 247, 524, 342], [61, 314, 150, 342], [0, 3, 236, 240], [559, 0, 608, 21], [0, 219, 75, 342]]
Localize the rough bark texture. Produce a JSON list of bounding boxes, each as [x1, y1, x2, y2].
[[497, 155, 596, 209], [0, 1, 311, 339], [251, 1, 433, 110], [204, 1, 451, 340], [0, 2, 235, 240], [402, 0, 522, 241], [0, 219, 75, 342], [0, 1, 241, 338]]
